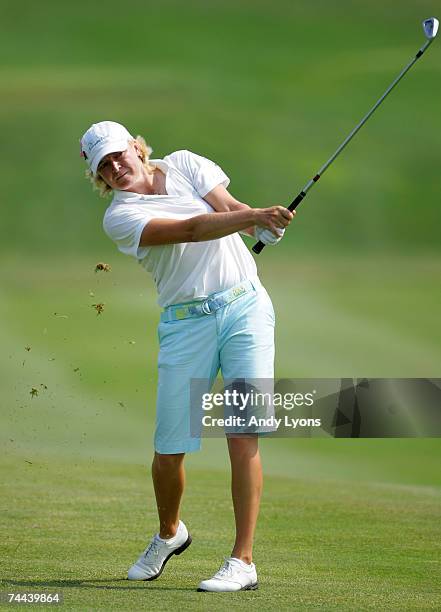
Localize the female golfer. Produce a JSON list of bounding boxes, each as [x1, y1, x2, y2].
[[80, 120, 294, 592]]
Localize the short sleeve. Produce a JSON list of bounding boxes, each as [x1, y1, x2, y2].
[[103, 206, 151, 259], [165, 150, 230, 197]]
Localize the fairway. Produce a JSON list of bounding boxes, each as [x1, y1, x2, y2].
[[1, 257, 441, 609], [1, 455, 440, 610]]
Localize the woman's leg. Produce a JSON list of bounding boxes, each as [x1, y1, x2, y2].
[[219, 288, 274, 565], [227, 436, 262, 564], [152, 452, 186, 539], [198, 286, 273, 591], [127, 451, 190, 581]]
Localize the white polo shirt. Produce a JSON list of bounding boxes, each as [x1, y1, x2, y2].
[[103, 150, 258, 307]]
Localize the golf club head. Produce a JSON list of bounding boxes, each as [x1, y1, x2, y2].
[[423, 17, 439, 40]]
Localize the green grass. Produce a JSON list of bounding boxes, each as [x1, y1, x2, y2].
[[1, 255, 441, 609], [1, 456, 440, 610]]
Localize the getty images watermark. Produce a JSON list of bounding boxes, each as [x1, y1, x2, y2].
[[190, 378, 441, 438], [200, 387, 320, 431]]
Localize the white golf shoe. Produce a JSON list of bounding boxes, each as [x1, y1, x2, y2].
[[198, 557, 258, 592], [127, 520, 192, 581]]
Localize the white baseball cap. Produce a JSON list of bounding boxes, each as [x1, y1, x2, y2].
[[80, 121, 134, 175]]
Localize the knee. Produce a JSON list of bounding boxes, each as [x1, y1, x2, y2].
[[227, 436, 259, 460], [153, 452, 185, 471]]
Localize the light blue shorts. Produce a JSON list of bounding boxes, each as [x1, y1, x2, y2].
[[154, 279, 275, 454]]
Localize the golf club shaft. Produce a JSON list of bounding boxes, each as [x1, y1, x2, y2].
[[252, 37, 435, 254]]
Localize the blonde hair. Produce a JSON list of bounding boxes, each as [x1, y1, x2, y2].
[[86, 135, 154, 197]]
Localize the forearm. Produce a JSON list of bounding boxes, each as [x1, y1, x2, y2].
[[203, 186, 256, 236], [188, 209, 257, 242], [140, 203, 292, 246], [222, 200, 255, 237]]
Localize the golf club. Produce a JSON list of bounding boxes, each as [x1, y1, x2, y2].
[[253, 17, 439, 254]]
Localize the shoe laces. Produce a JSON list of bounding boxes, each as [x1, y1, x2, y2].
[[143, 536, 161, 559], [215, 558, 238, 579]]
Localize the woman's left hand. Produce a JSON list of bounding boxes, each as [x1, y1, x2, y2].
[[255, 227, 285, 245]]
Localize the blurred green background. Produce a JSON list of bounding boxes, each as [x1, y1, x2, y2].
[[1, 0, 440, 608]]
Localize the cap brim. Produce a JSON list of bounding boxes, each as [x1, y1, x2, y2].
[[90, 139, 130, 174]]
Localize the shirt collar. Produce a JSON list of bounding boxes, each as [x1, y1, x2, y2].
[[112, 158, 170, 202], [149, 159, 169, 174]]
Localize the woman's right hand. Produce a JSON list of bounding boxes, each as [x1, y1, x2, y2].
[[254, 206, 295, 236]]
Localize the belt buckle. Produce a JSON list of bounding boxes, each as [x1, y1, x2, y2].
[[201, 299, 213, 315]]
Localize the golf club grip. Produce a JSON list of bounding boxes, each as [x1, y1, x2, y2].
[[252, 191, 306, 254], [288, 191, 306, 212], [252, 240, 265, 254]]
